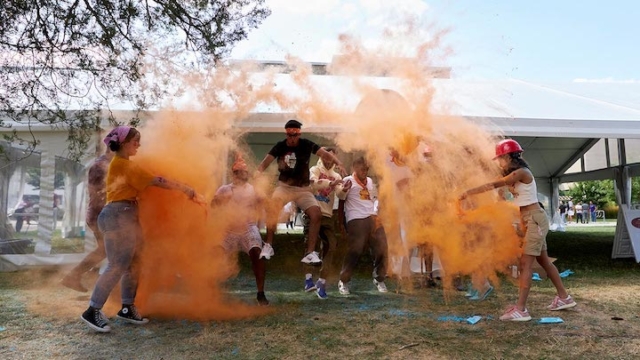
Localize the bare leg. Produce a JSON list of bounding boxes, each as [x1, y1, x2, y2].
[[516, 255, 536, 311], [249, 248, 266, 292], [304, 206, 322, 254], [536, 250, 568, 299]]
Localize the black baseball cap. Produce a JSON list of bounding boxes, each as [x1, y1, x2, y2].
[[284, 119, 303, 129]]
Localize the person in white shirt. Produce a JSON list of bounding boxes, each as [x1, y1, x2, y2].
[[336, 157, 389, 295]]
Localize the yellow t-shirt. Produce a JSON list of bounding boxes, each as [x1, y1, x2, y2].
[[106, 156, 155, 203]]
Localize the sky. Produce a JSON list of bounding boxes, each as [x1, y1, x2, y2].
[[230, 0, 639, 83]]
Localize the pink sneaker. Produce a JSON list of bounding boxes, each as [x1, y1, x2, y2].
[[500, 306, 532, 321], [547, 295, 577, 311]]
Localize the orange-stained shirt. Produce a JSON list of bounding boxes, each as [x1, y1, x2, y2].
[[105, 156, 155, 203]]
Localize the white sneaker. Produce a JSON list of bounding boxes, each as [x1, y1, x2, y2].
[[260, 243, 274, 260], [338, 280, 350, 295], [373, 279, 388, 293], [301, 251, 322, 265]]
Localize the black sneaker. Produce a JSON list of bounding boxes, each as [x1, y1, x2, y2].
[[257, 292, 269, 306], [81, 307, 111, 333], [117, 304, 149, 325]]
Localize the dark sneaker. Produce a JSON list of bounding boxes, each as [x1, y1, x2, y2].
[[304, 277, 317, 292], [117, 305, 149, 325], [81, 307, 111, 333], [257, 292, 270, 306], [316, 280, 328, 299], [62, 274, 88, 292]]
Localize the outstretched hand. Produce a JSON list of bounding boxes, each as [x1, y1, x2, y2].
[[342, 179, 353, 192]]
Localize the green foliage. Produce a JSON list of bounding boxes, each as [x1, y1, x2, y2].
[[564, 179, 615, 209], [0, 1, 271, 160], [25, 167, 65, 189]]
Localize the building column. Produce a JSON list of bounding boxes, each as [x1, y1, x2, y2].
[[551, 177, 560, 218], [34, 151, 55, 254]]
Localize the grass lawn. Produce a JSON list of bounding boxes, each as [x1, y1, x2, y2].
[[1, 225, 640, 359]]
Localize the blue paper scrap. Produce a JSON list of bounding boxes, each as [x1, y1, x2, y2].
[[466, 316, 482, 325], [0, 326, 5, 332], [538, 317, 564, 324], [532, 273, 542, 281], [437, 315, 466, 322], [559, 269, 575, 278]]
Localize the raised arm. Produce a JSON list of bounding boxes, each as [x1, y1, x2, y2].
[[256, 154, 276, 173], [150, 177, 200, 201], [460, 168, 531, 199]]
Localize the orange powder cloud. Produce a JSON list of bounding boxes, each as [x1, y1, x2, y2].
[[101, 19, 521, 319]]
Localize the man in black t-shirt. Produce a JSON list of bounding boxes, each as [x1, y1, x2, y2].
[[256, 120, 344, 272]]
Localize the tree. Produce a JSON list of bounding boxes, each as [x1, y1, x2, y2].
[[0, 0, 270, 160], [564, 180, 615, 210]]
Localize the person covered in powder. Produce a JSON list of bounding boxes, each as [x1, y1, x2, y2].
[[212, 155, 270, 306], [81, 125, 204, 333], [460, 139, 576, 321], [255, 119, 345, 287], [336, 157, 388, 295], [302, 147, 344, 299], [62, 146, 114, 292]]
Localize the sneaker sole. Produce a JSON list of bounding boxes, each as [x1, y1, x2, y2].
[[316, 292, 328, 299], [80, 315, 111, 333], [304, 286, 317, 292], [116, 315, 149, 325], [501, 316, 532, 322], [301, 261, 322, 266], [549, 302, 577, 311]]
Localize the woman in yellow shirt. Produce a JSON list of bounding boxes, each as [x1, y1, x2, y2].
[[81, 125, 202, 333]]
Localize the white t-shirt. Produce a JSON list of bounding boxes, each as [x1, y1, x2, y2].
[[341, 175, 378, 223]]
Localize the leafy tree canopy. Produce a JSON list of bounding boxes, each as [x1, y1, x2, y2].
[[0, 0, 270, 160]]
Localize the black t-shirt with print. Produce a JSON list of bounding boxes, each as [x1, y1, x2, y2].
[[268, 138, 320, 187]]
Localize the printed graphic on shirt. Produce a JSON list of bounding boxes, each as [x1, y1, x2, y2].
[[359, 187, 371, 200], [315, 173, 336, 203], [284, 152, 297, 169]]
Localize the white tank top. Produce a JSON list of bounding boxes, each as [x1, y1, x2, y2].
[[512, 178, 538, 207]]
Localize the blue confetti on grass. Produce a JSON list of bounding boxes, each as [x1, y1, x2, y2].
[[437, 315, 466, 322]]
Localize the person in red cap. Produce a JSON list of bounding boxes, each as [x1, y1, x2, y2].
[[256, 119, 345, 289], [80, 125, 204, 333], [212, 154, 270, 305], [460, 138, 576, 322]]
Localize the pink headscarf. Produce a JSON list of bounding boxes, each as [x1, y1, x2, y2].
[[103, 126, 132, 146]]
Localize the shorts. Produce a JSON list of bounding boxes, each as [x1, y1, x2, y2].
[[222, 225, 263, 254], [272, 182, 319, 211], [521, 208, 549, 256]]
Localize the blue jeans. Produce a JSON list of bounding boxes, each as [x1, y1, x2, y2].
[[89, 201, 143, 309]]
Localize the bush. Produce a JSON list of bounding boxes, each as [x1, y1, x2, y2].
[[603, 203, 619, 220]]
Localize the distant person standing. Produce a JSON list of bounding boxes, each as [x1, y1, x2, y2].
[[589, 201, 597, 223], [575, 203, 583, 223], [567, 199, 574, 222], [559, 201, 567, 224], [581, 201, 589, 224]]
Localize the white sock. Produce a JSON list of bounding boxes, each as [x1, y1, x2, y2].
[[318, 278, 326, 284], [305, 273, 313, 280]]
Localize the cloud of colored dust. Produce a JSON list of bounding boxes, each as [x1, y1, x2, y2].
[[112, 18, 521, 319]]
